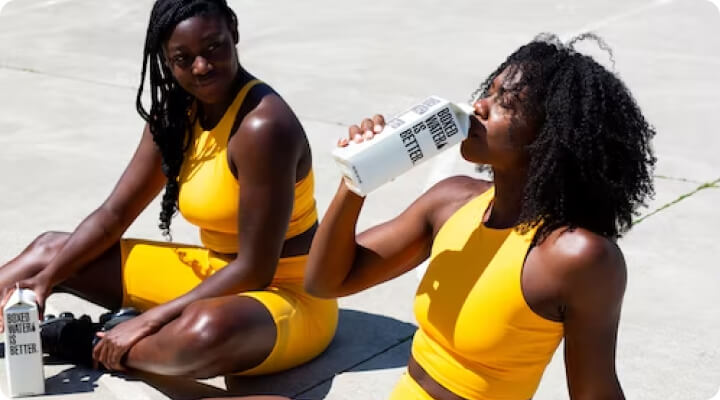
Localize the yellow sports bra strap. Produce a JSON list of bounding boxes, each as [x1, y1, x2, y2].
[[216, 79, 263, 130]]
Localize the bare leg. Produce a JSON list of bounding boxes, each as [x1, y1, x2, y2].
[[4, 233, 278, 378], [0, 231, 123, 309], [126, 295, 277, 378]]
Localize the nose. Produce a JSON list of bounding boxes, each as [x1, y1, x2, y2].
[[191, 56, 213, 76], [473, 98, 490, 120]]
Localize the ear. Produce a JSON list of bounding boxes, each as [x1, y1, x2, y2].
[[229, 18, 239, 44]]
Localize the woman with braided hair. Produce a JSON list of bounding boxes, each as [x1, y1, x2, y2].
[[0, 0, 337, 378], [305, 33, 655, 399]]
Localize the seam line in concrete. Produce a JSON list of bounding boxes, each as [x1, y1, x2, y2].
[[0, 63, 137, 91], [561, 0, 675, 40], [0, 63, 350, 128], [292, 333, 415, 399], [633, 176, 720, 225]]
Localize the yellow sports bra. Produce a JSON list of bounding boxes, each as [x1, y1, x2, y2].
[[412, 187, 563, 400], [177, 80, 317, 254]]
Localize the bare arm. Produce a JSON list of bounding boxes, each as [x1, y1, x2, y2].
[[305, 113, 490, 298], [305, 179, 440, 298], [551, 232, 627, 399], [39, 124, 166, 287], [146, 96, 303, 322]]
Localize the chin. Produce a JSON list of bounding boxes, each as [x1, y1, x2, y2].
[[460, 140, 486, 164]]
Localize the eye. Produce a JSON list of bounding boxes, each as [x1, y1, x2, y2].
[[208, 41, 224, 52], [496, 90, 517, 110], [172, 55, 191, 68]]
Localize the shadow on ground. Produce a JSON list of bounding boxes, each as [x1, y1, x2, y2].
[[19, 309, 415, 399], [44, 366, 104, 395]]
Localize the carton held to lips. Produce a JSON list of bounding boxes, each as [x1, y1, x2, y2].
[[332, 96, 474, 196], [3, 288, 44, 397]]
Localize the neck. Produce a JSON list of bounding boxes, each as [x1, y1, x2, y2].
[[199, 67, 251, 128], [484, 166, 528, 229]]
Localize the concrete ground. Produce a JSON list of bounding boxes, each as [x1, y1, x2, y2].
[[0, 0, 718, 398]]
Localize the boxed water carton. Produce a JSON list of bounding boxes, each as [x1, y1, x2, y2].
[[332, 96, 473, 196], [3, 288, 44, 397]]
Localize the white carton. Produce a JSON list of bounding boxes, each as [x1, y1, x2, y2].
[[332, 96, 474, 196], [3, 289, 44, 397]]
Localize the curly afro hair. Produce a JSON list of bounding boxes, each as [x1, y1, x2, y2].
[[472, 33, 656, 241]]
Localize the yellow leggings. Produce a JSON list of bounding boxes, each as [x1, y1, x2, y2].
[[389, 373, 436, 399], [119, 239, 338, 375]]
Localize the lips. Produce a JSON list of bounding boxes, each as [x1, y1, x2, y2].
[[467, 117, 486, 138], [195, 74, 219, 88]]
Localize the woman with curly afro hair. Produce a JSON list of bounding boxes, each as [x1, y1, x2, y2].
[[305, 33, 655, 399]]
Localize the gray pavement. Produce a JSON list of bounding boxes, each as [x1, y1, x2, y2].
[[0, 0, 719, 399]]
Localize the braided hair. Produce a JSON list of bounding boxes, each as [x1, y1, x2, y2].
[[136, 0, 238, 239], [472, 33, 656, 241]]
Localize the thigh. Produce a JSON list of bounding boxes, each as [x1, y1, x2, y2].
[[52, 238, 123, 310], [119, 239, 232, 311], [0, 231, 123, 309], [41, 232, 123, 309], [235, 283, 338, 376]]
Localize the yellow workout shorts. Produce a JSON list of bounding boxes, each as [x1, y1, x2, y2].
[[119, 238, 338, 375]]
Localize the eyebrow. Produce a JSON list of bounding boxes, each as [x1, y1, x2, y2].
[[167, 32, 224, 53]]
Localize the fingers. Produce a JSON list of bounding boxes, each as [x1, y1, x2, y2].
[[372, 114, 385, 132], [109, 346, 128, 371], [339, 114, 386, 147], [93, 332, 127, 371], [349, 124, 362, 143], [92, 333, 105, 369], [360, 118, 375, 140]]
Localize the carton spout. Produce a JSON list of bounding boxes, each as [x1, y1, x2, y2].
[[456, 102, 475, 115]]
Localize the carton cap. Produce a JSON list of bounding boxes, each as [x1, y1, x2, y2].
[[4, 288, 38, 310]]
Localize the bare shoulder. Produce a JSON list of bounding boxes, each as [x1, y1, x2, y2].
[[230, 89, 304, 162], [536, 228, 627, 305], [421, 176, 493, 234]]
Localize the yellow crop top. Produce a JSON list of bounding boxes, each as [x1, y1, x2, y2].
[[412, 187, 563, 400], [177, 79, 318, 254]]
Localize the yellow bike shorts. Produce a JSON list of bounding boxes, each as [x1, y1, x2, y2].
[[119, 238, 338, 375]]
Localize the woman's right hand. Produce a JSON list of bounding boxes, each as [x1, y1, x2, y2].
[[0, 273, 53, 332], [338, 114, 386, 147]]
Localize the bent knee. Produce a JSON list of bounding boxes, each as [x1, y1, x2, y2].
[[175, 299, 272, 356], [31, 231, 69, 256]]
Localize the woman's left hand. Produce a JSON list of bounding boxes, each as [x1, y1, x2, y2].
[[92, 310, 167, 371]]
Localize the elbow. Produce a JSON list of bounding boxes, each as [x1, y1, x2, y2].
[[227, 264, 274, 292], [303, 274, 344, 299], [249, 270, 275, 290], [303, 280, 338, 299]]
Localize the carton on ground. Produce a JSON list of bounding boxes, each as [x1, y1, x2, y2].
[[3, 288, 44, 397]]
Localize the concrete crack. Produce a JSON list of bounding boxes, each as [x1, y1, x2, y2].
[[633, 177, 720, 225]]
